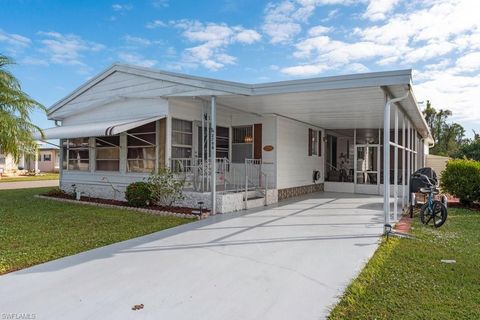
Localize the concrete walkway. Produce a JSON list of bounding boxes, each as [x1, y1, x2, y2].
[[0, 179, 58, 190], [0, 192, 384, 320]]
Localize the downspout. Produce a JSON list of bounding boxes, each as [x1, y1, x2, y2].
[[383, 91, 410, 235]]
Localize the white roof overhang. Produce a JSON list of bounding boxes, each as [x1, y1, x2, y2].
[[46, 65, 432, 141], [34, 115, 165, 140]]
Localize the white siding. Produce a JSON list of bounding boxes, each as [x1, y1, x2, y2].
[[276, 117, 324, 189]]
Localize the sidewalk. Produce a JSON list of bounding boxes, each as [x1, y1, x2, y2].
[[0, 180, 59, 190]]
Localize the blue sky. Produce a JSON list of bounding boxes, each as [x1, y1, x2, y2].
[[1, 0, 479, 137]]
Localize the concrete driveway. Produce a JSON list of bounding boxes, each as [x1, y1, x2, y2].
[[0, 179, 58, 190], [0, 192, 384, 320]]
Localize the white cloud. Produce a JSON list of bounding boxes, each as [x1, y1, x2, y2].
[[283, 0, 480, 79], [151, 0, 169, 8], [362, 0, 399, 21], [174, 20, 261, 71], [145, 20, 167, 29], [234, 29, 262, 44], [452, 51, 480, 73], [262, 0, 350, 44], [307, 25, 332, 36], [0, 29, 31, 55], [123, 35, 152, 46], [21, 57, 49, 66], [37, 31, 104, 67], [281, 63, 332, 76], [262, 1, 303, 44], [112, 3, 132, 12], [415, 70, 480, 122], [117, 52, 157, 68]]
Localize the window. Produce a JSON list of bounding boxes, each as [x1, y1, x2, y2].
[[172, 119, 193, 158], [232, 126, 253, 163], [127, 122, 156, 173], [62, 138, 90, 171], [43, 154, 51, 161], [95, 136, 120, 171], [309, 129, 318, 156]]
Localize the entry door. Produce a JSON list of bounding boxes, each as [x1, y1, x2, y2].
[[354, 145, 380, 194]]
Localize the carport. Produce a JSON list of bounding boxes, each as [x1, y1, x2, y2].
[[0, 192, 384, 320], [197, 69, 433, 230]]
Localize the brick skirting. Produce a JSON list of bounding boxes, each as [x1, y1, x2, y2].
[[278, 183, 324, 201]]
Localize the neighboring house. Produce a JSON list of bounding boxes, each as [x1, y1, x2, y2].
[[35, 64, 433, 219], [28, 147, 60, 173], [0, 147, 28, 175], [0, 145, 59, 175]]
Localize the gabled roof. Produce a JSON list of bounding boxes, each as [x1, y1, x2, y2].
[[48, 63, 413, 116]]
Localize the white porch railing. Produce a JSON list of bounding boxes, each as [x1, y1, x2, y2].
[[170, 157, 272, 207]]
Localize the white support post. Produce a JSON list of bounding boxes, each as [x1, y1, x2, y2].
[[383, 91, 409, 234], [407, 121, 411, 207], [201, 104, 205, 192], [402, 116, 406, 209], [394, 107, 399, 221], [210, 96, 217, 215], [383, 100, 391, 231], [34, 152, 39, 173], [166, 116, 172, 168]]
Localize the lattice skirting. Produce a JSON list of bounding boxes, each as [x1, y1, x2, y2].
[[278, 183, 324, 200]]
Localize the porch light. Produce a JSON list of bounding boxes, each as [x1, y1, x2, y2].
[[244, 136, 253, 143]]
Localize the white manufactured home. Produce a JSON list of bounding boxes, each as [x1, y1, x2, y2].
[[36, 64, 432, 225]]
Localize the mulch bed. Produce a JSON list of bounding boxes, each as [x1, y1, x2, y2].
[[394, 215, 413, 234], [43, 193, 209, 215]]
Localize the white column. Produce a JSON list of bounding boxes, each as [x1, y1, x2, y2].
[[394, 107, 399, 221], [402, 116, 406, 209], [383, 101, 391, 230], [166, 115, 172, 168], [34, 152, 39, 173], [407, 121, 411, 207], [210, 96, 217, 215]]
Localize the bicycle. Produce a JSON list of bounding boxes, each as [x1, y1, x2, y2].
[[417, 174, 448, 228]]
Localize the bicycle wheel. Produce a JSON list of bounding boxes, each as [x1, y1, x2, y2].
[[420, 201, 448, 228]]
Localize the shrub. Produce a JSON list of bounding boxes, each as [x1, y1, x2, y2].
[[44, 187, 70, 198], [440, 159, 480, 206], [147, 168, 185, 206], [125, 182, 153, 207]]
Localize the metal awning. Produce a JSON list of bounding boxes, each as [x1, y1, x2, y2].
[[34, 115, 165, 140]]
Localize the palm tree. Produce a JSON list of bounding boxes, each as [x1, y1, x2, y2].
[[0, 54, 46, 160]]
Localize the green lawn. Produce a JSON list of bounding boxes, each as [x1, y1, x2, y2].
[[329, 207, 480, 319], [0, 172, 59, 182], [0, 187, 192, 275]]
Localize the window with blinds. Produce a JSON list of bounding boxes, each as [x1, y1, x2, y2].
[[172, 118, 193, 159]]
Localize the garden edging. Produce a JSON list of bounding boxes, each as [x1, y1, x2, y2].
[[34, 195, 205, 219]]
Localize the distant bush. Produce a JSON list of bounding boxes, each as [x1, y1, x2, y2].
[[440, 159, 480, 206], [125, 182, 153, 207]]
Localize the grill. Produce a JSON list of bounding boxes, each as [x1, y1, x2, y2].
[[410, 167, 438, 193]]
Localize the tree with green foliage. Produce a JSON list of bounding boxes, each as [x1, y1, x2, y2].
[[422, 100, 465, 156], [453, 131, 480, 161], [0, 54, 45, 160]]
